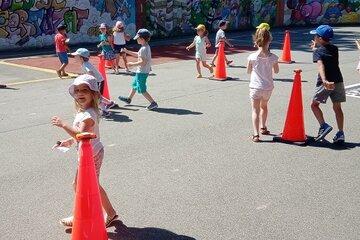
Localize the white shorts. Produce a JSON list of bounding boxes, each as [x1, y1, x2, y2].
[[195, 51, 207, 61], [249, 88, 272, 101]]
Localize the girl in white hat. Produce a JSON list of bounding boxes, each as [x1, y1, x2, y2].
[[113, 21, 131, 74]]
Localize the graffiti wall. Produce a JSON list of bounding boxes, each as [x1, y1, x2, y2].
[[144, 0, 278, 37], [0, 0, 136, 51], [283, 0, 360, 25]]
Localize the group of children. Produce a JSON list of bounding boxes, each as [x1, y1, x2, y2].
[[52, 20, 359, 229]]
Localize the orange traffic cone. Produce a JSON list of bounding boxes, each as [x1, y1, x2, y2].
[[280, 30, 294, 64], [212, 41, 227, 81], [98, 56, 111, 100], [273, 69, 307, 144], [72, 132, 108, 240]]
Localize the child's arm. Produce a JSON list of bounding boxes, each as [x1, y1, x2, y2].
[[51, 116, 95, 139], [246, 60, 252, 74], [317, 60, 334, 89], [186, 40, 195, 51], [273, 62, 279, 74], [310, 40, 317, 51], [204, 36, 211, 48], [128, 56, 145, 67], [224, 37, 234, 48], [123, 48, 138, 57]]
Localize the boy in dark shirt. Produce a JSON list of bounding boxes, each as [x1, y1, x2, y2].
[[310, 25, 346, 143]]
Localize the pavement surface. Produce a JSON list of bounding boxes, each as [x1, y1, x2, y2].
[[1, 26, 360, 240]]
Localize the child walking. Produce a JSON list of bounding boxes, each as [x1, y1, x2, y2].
[[186, 24, 213, 78], [211, 20, 234, 67], [113, 21, 131, 74], [118, 29, 158, 110], [51, 74, 118, 228], [309, 25, 346, 143], [247, 26, 279, 142], [55, 24, 70, 78], [71, 48, 116, 117], [98, 23, 116, 73]]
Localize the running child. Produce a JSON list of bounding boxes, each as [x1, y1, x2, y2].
[[113, 21, 131, 74], [71, 48, 116, 117], [118, 29, 158, 110], [98, 23, 116, 73], [211, 20, 234, 67], [309, 25, 346, 143], [247, 26, 279, 142], [186, 24, 213, 78], [55, 24, 70, 78], [51, 74, 118, 228]]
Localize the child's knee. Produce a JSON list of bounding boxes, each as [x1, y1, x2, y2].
[[311, 101, 319, 109], [333, 103, 342, 112]]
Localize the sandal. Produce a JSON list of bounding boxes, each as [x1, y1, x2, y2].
[[105, 214, 118, 228], [260, 127, 270, 135], [252, 135, 260, 142], [56, 70, 62, 78], [59, 216, 73, 227]]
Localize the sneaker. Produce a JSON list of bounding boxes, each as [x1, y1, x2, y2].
[[315, 123, 333, 141], [118, 96, 131, 104], [106, 101, 116, 109], [0, 84, 7, 88], [333, 131, 345, 144], [101, 110, 111, 117], [226, 60, 233, 66], [147, 101, 158, 110]]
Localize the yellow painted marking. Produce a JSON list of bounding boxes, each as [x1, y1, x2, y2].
[[0, 61, 77, 77]]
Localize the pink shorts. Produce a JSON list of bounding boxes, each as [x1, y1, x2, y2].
[[249, 88, 272, 101]]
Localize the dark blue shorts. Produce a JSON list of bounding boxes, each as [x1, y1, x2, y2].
[[113, 44, 126, 54], [57, 52, 68, 64]]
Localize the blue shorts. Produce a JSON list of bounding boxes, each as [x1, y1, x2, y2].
[[113, 44, 126, 54], [132, 73, 148, 94], [57, 52, 68, 64]]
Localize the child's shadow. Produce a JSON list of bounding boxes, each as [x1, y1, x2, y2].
[[307, 138, 360, 150], [152, 107, 203, 115], [108, 220, 197, 240], [104, 111, 132, 123]]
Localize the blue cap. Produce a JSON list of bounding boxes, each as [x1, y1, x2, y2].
[[310, 25, 334, 40], [134, 29, 151, 40], [71, 48, 90, 58]]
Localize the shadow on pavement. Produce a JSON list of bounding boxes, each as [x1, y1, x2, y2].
[[104, 111, 132, 123], [307, 139, 360, 150], [108, 220, 197, 240], [274, 78, 308, 83], [0, 86, 19, 90], [152, 107, 203, 116]]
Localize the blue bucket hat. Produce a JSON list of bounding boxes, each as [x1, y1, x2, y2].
[[310, 25, 334, 40]]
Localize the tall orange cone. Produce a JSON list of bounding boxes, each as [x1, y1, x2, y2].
[[72, 132, 108, 240], [213, 41, 227, 81], [280, 30, 294, 64], [274, 69, 306, 143], [98, 55, 111, 100]]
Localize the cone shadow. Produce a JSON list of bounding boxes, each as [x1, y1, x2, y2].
[[107, 220, 197, 240]]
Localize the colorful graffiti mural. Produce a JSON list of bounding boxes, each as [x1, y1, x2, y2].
[[143, 0, 278, 38], [0, 0, 136, 50], [283, 0, 360, 25]]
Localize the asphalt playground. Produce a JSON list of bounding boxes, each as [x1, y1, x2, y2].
[[1, 26, 360, 240]]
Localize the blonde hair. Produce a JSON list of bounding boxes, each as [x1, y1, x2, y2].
[[253, 28, 272, 48], [74, 88, 100, 120]]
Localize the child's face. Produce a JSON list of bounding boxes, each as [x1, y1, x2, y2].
[[137, 37, 146, 45], [220, 24, 227, 30], [59, 29, 66, 35], [314, 35, 327, 45], [74, 84, 93, 108], [197, 29, 205, 37], [100, 28, 106, 34]]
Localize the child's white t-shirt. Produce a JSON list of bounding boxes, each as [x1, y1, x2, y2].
[[248, 51, 278, 91], [136, 44, 152, 74], [113, 31, 126, 45], [73, 108, 103, 155], [215, 29, 225, 46], [82, 62, 103, 83]]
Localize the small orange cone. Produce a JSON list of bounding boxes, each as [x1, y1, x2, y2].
[[213, 41, 227, 81], [280, 30, 294, 64], [98, 55, 111, 100], [273, 69, 307, 143], [72, 132, 108, 240]]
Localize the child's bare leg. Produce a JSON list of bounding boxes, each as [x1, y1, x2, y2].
[[311, 101, 325, 125], [202, 61, 213, 72], [128, 89, 136, 100], [260, 99, 269, 129], [211, 49, 218, 65], [252, 99, 261, 136], [333, 102, 344, 131], [115, 54, 120, 72], [99, 183, 116, 217], [122, 54, 129, 71], [59, 63, 68, 74], [142, 91, 155, 103], [196, 59, 201, 75]]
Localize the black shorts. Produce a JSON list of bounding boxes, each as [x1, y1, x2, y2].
[[113, 44, 126, 54]]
